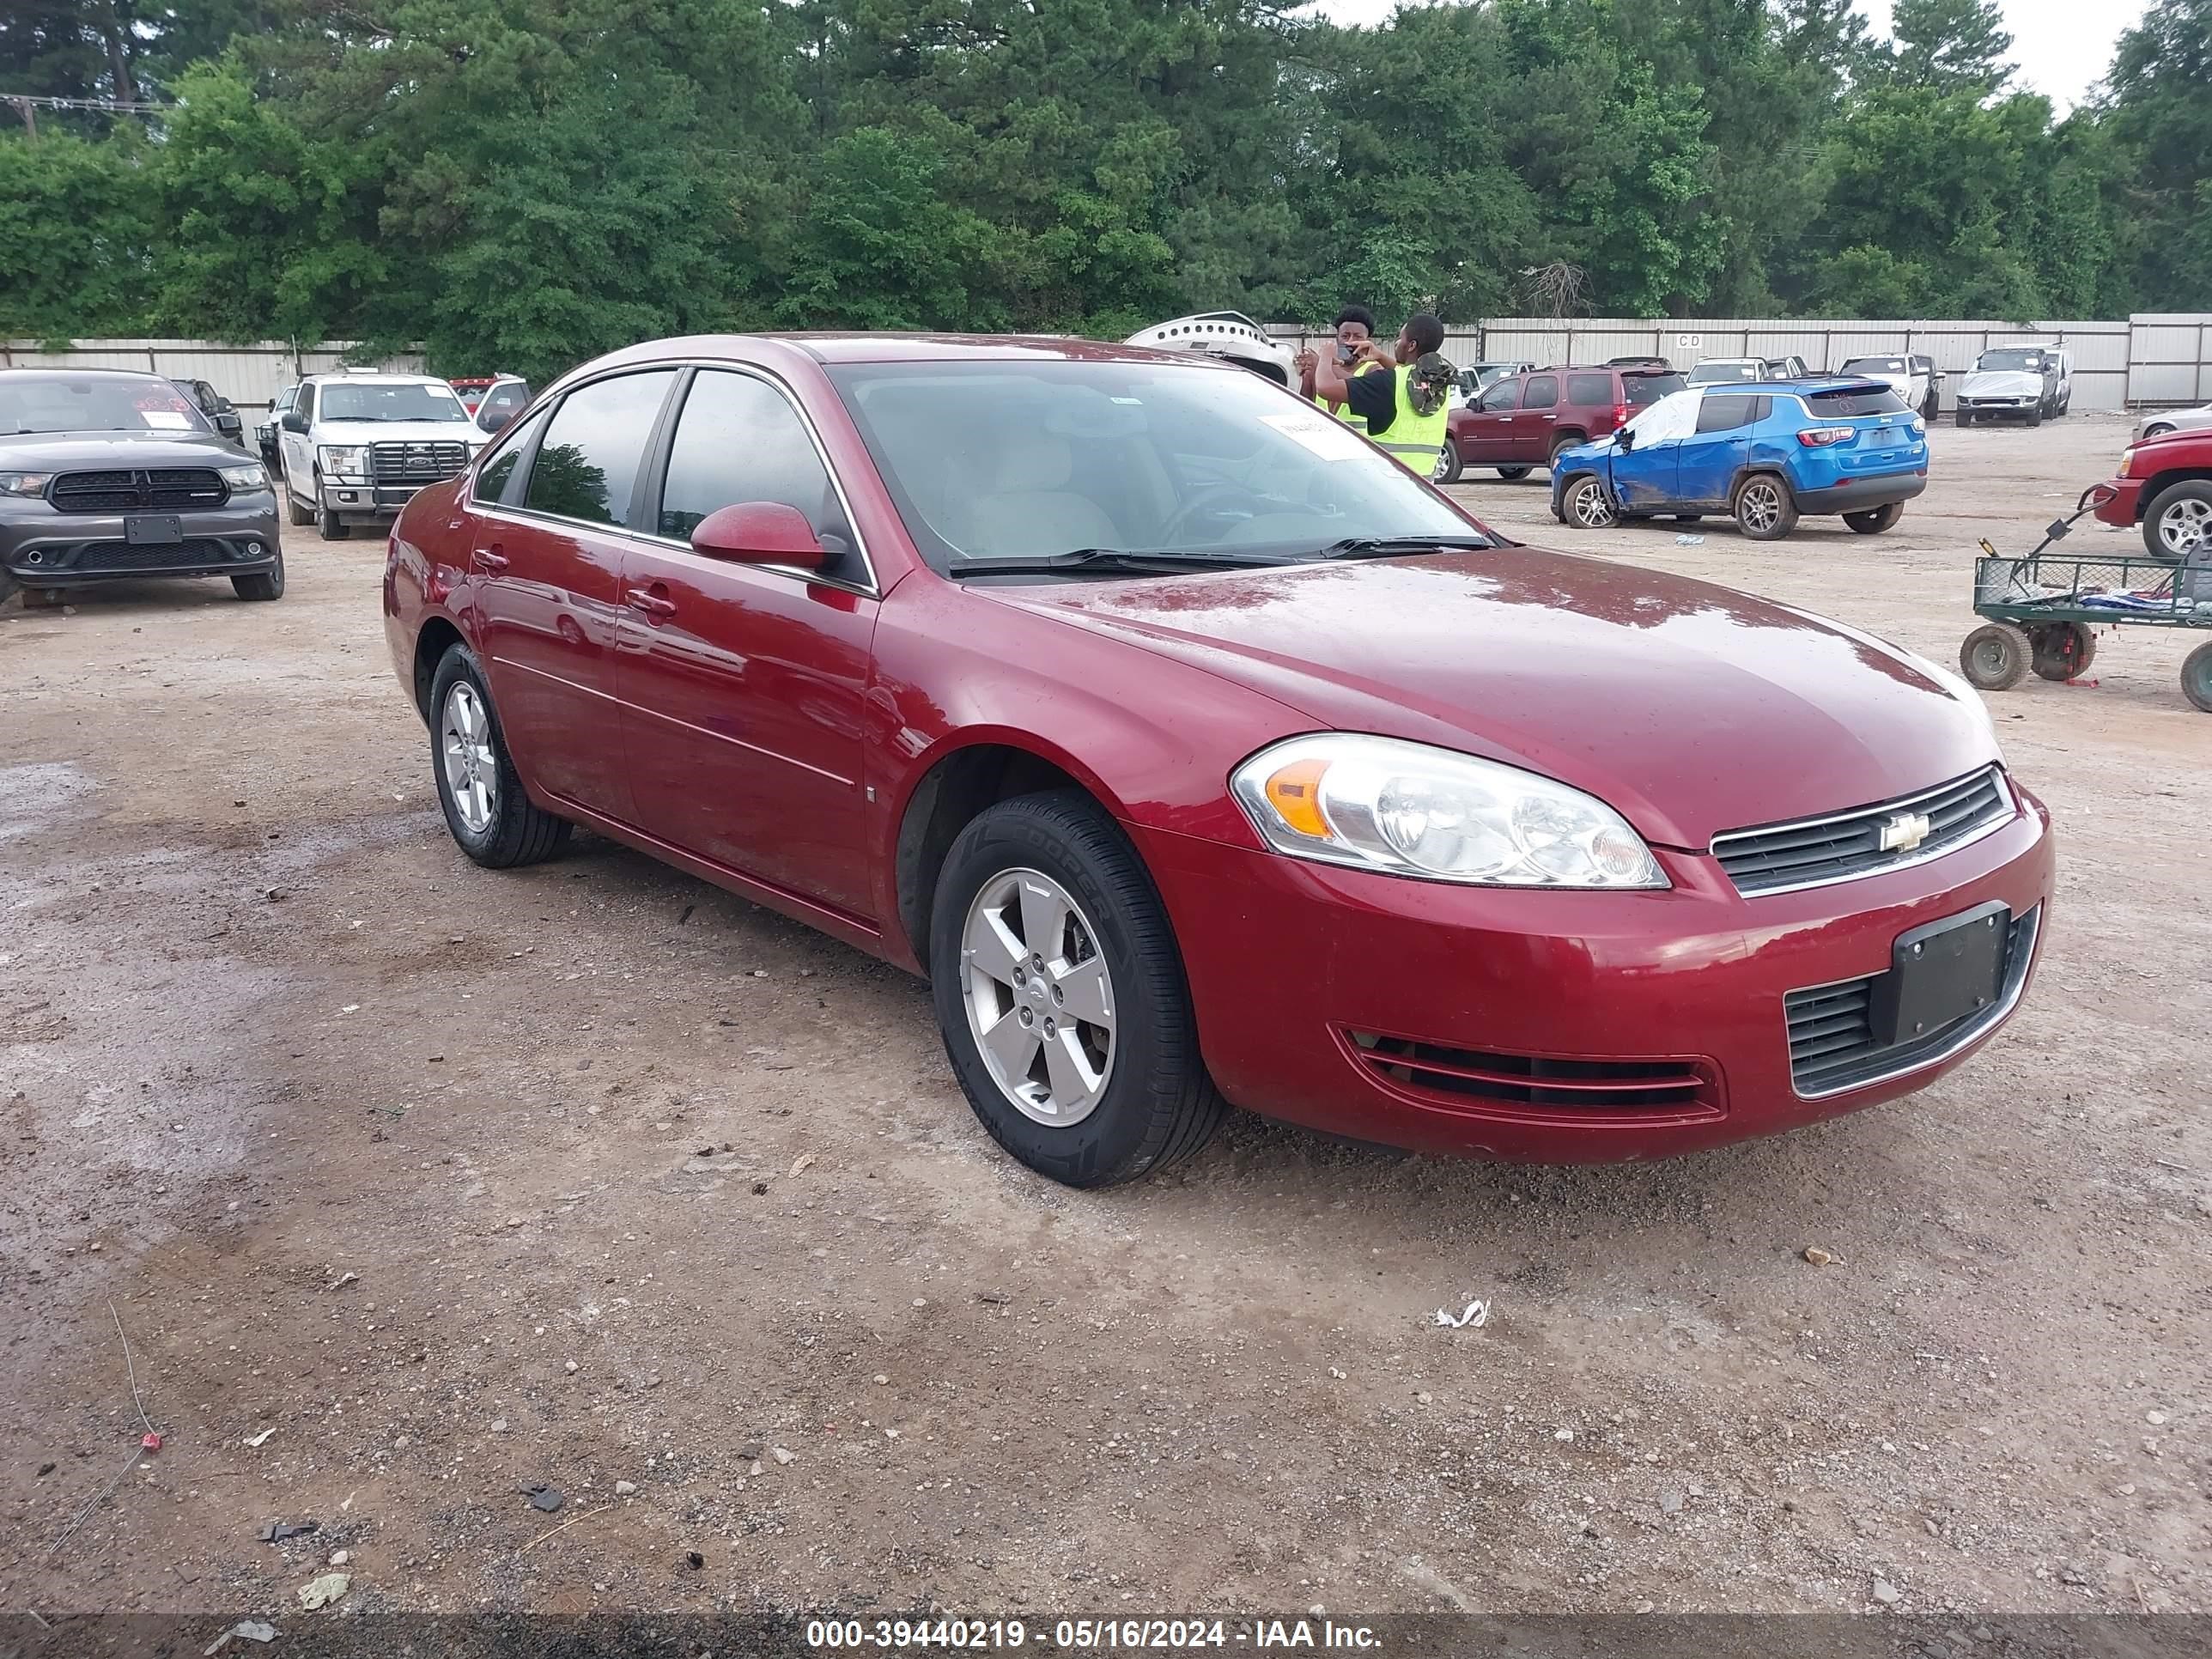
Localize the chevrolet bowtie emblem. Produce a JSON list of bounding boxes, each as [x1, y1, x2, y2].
[[1879, 811, 1933, 854]]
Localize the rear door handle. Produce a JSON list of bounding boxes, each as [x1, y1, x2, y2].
[[473, 544, 508, 572], [625, 586, 677, 620]]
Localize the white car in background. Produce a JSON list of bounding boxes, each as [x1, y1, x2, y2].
[[1838, 355, 1942, 421], [2136, 402, 2212, 442], [1955, 344, 2071, 427], [275, 368, 488, 538]]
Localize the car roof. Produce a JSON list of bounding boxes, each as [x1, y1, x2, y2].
[[1703, 377, 1892, 395], [303, 369, 451, 385], [1, 365, 169, 382], [573, 332, 1261, 376]]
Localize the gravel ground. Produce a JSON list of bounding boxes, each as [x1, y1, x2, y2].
[[1, 412, 2206, 1622]]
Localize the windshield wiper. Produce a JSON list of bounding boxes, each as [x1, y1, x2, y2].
[[1316, 534, 1498, 559], [949, 547, 1297, 579]]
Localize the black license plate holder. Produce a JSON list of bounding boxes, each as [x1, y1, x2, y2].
[[1875, 901, 2009, 1045], [124, 514, 184, 546]]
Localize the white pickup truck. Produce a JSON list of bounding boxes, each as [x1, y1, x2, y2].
[[276, 368, 489, 538]]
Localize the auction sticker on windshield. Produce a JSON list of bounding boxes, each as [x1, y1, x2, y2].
[[1260, 411, 1372, 462]]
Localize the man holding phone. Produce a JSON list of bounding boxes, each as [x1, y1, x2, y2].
[[1297, 306, 1389, 433], [1308, 312, 1455, 477]]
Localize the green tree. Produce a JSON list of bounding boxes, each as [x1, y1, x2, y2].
[[0, 129, 155, 335], [1887, 0, 2014, 94], [2099, 0, 2212, 309]]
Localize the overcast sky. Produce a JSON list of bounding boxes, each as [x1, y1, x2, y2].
[[1303, 0, 2148, 112]]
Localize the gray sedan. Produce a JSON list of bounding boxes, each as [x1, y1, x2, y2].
[[2135, 403, 2212, 442]]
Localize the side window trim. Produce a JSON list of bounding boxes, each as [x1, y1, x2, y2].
[[1522, 375, 1559, 410]]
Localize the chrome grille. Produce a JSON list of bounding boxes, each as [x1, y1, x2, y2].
[[370, 441, 469, 483], [1784, 906, 2039, 1097], [1711, 767, 2012, 896], [49, 468, 227, 514]]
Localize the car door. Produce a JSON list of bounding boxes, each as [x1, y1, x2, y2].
[[279, 384, 316, 492], [1516, 374, 1559, 463], [612, 367, 878, 920], [1672, 393, 1762, 508], [1606, 387, 1702, 511], [1452, 376, 1521, 461], [471, 368, 678, 823]]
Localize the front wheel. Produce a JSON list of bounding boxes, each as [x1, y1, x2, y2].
[[1960, 623, 2033, 690], [232, 549, 286, 601], [2031, 622, 2096, 681], [1433, 440, 1463, 485], [318, 501, 350, 540], [1955, 409, 1974, 428], [1494, 465, 1530, 481], [2026, 405, 2043, 428], [929, 792, 1224, 1188], [2184, 641, 2212, 714], [2142, 422, 2175, 440], [2143, 481, 2212, 562], [1732, 474, 1798, 541], [1843, 501, 1903, 534], [1561, 474, 1617, 529], [428, 644, 571, 868]]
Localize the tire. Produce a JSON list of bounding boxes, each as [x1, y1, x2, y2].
[[428, 643, 571, 869], [318, 501, 350, 540], [1494, 465, 1531, 481], [1843, 501, 1903, 534], [1955, 409, 1973, 428], [2184, 641, 2212, 714], [1731, 473, 1798, 541], [2026, 405, 2042, 428], [1561, 474, 1617, 530], [1433, 440, 1463, 485], [928, 791, 1224, 1188], [285, 477, 313, 526], [231, 548, 286, 602], [2142, 480, 2212, 562], [2142, 423, 2175, 440], [1960, 623, 2033, 691], [2030, 622, 2095, 682], [1547, 434, 1583, 468], [1923, 392, 1940, 422]]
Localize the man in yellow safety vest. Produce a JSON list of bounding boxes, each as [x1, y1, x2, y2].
[[1307, 312, 1455, 477], [1297, 306, 1385, 433]]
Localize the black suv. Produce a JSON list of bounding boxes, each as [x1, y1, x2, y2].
[[1, 369, 284, 605]]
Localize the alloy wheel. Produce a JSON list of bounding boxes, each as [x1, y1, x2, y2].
[[1569, 480, 1616, 528], [1738, 481, 1783, 533], [441, 681, 498, 836], [960, 867, 1116, 1127], [2157, 496, 2212, 557]]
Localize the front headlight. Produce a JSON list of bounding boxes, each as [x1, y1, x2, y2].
[[1231, 733, 1667, 889], [218, 462, 269, 489], [0, 471, 54, 498], [318, 445, 369, 477], [2118, 446, 2136, 475]]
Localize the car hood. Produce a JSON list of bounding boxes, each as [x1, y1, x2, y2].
[[1963, 370, 2042, 398], [984, 551, 1999, 848], [312, 420, 482, 446], [0, 431, 242, 469]]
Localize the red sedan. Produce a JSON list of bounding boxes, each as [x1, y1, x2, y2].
[[382, 334, 2054, 1187]]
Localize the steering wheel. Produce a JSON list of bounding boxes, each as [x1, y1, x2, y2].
[[1158, 479, 1309, 546]]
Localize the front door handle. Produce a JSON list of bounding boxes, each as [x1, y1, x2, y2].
[[625, 586, 677, 620], [473, 544, 508, 572]]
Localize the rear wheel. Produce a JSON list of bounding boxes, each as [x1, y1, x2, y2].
[[929, 792, 1224, 1187], [1561, 474, 1617, 529], [2143, 481, 2212, 562], [231, 549, 286, 602], [428, 643, 571, 868], [1960, 623, 2033, 691], [1843, 501, 1903, 534], [1494, 465, 1530, 481], [1433, 440, 1463, 485], [286, 478, 313, 526], [2184, 641, 2212, 714], [1732, 473, 1798, 540], [2030, 622, 2095, 681]]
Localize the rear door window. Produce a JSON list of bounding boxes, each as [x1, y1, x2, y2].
[[1565, 373, 1611, 405], [1522, 375, 1559, 410], [1695, 395, 1759, 434], [1808, 387, 1908, 417], [1623, 373, 1686, 406], [523, 370, 678, 526]]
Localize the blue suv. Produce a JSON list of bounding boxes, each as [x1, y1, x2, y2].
[[1548, 379, 1929, 541]]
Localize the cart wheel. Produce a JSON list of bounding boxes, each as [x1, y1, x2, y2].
[[1960, 623, 2033, 690], [2184, 641, 2212, 714], [2030, 623, 2097, 681]]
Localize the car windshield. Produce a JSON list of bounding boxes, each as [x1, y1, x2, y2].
[[1978, 349, 2045, 372], [1622, 372, 1686, 405], [318, 382, 469, 422], [825, 359, 1481, 575], [1687, 362, 1759, 384], [1843, 357, 1908, 374], [0, 374, 210, 435]]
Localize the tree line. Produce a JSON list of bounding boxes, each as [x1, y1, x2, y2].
[[1, 0, 2206, 385]]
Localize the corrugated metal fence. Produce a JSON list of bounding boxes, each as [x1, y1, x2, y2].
[[0, 339, 426, 418], [1269, 314, 2212, 413]]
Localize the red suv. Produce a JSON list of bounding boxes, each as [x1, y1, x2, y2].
[[2092, 427, 2212, 560], [1438, 365, 1686, 483]]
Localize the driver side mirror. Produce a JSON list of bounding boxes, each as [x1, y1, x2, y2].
[[281, 411, 307, 434], [1616, 428, 1636, 452], [691, 501, 827, 569]]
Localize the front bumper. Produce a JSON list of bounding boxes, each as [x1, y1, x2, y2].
[[1136, 785, 2053, 1162], [1960, 398, 2039, 417], [2088, 477, 2142, 529], [1795, 471, 1928, 514], [3, 496, 283, 584], [322, 481, 441, 519]]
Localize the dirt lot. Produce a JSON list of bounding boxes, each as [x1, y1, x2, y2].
[[3, 413, 2207, 1624]]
